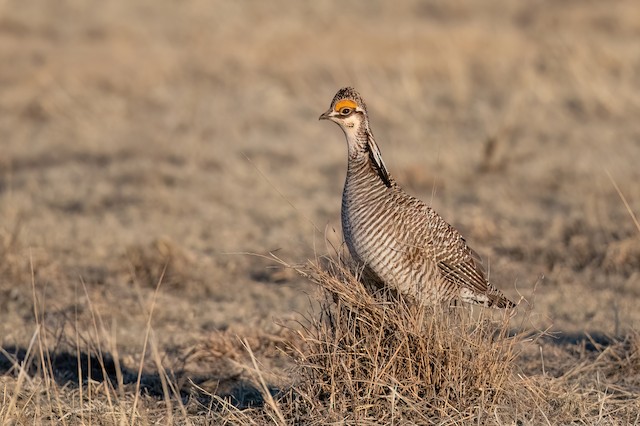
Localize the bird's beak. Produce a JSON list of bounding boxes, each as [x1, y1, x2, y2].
[[319, 109, 333, 121]]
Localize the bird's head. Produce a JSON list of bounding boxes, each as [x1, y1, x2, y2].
[[319, 87, 368, 135], [319, 87, 390, 185]]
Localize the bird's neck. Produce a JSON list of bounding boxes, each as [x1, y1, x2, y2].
[[344, 123, 392, 188]]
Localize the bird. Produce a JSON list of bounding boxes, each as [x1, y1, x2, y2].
[[319, 87, 514, 308]]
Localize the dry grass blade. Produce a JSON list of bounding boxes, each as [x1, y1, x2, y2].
[[1, 328, 40, 423], [240, 338, 287, 426], [130, 263, 168, 424], [606, 169, 640, 234]]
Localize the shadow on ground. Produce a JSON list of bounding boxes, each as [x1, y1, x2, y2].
[[0, 346, 279, 410], [546, 331, 619, 351]]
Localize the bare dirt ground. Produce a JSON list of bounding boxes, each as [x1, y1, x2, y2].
[[1, 0, 639, 423]]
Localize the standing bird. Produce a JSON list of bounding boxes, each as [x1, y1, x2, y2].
[[319, 87, 514, 308]]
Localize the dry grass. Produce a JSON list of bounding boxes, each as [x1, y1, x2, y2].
[[282, 255, 523, 424], [1, 251, 640, 424], [203, 252, 640, 424], [2, 0, 640, 424]]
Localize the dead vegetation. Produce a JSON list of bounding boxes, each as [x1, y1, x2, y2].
[[2, 0, 640, 424], [280, 255, 524, 424], [2, 253, 640, 424]]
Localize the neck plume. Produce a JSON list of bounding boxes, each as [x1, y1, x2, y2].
[[345, 116, 392, 188], [364, 129, 391, 188]]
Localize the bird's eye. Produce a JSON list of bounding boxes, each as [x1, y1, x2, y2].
[[340, 107, 352, 115]]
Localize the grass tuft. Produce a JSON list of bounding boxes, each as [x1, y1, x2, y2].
[[258, 252, 527, 424]]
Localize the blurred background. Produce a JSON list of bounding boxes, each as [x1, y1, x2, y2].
[[1, 0, 639, 355]]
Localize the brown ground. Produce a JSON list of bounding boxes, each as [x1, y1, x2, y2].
[[1, 0, 639, 423]]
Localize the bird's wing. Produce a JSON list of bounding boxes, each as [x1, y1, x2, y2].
[[422, 206, 492, 295]]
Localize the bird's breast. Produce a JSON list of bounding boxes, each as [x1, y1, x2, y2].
[[341, 170, 403, 274]]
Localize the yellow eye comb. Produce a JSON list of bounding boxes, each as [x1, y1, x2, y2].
[[334, 99, 357, 112]]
